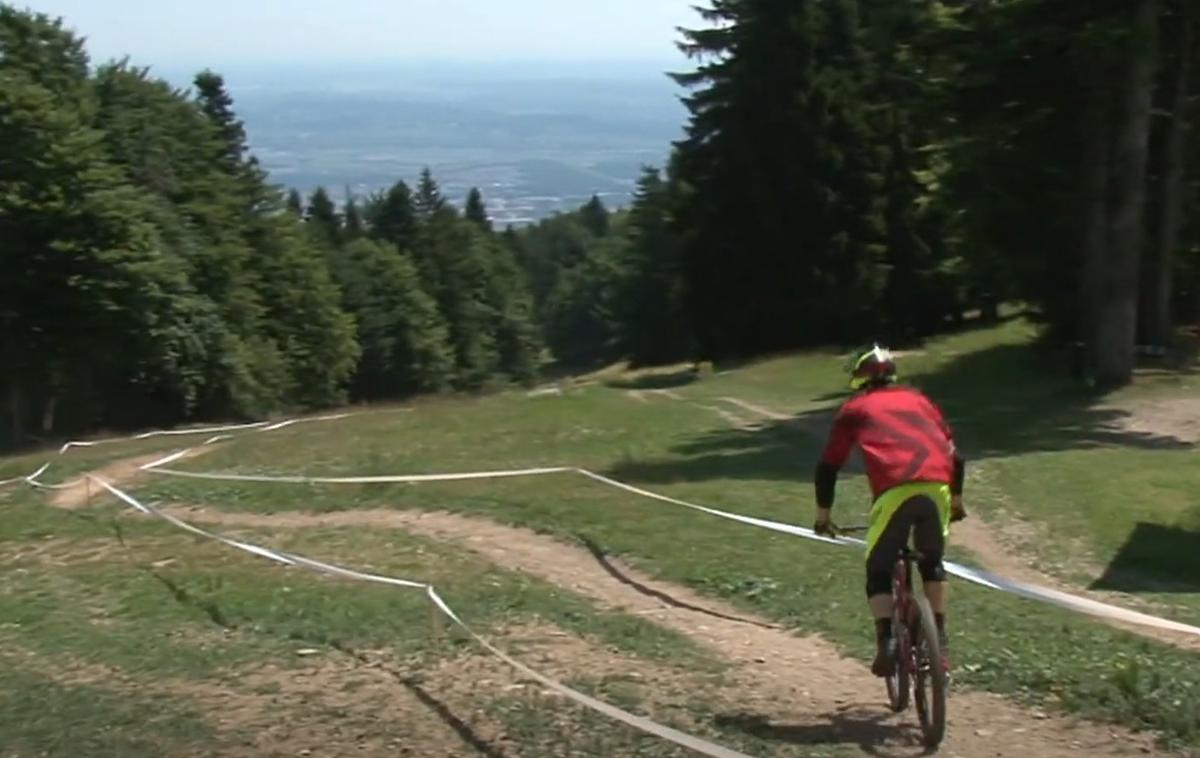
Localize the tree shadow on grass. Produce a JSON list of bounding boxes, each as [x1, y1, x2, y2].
[[606, 342, 1194, 486], [714, 707, 933, 757], [1090, 520, 1200, 594]]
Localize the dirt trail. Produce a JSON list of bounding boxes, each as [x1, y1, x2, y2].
[[48, 448, 212, 509], [1100, 394, 1200, 445], [168, 504, 1169, 757], [650, 389, 686, 401], [630, 387, 764, 431], [699, 404, 761, 431], [719, 397, 792, 422]]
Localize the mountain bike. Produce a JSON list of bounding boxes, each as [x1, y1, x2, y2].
[[836, 525, 947, 749]]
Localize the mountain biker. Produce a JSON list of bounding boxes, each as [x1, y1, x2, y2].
[[812, 345, 966, 676]]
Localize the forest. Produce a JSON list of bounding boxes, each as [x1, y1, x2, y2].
[[2, 0, 1197, 446]]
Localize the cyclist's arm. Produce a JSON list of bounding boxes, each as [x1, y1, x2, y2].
[[928, 396, 965, 497], [815, 407, 856, 509]]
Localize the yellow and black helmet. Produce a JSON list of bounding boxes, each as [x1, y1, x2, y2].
[[847, 344, 897, 390]]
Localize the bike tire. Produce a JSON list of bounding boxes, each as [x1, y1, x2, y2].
[[911, 596, 947, 748], [885, 606, 910, 712]]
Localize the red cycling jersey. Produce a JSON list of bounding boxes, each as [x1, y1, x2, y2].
[[819, 386, 957, 500]]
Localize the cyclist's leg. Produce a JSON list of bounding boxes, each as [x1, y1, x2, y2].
[[908, 494, 950, 648], [865, 501, 919, 675]]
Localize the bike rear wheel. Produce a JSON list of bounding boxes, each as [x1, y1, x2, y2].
[[910, 596, 947, 748]]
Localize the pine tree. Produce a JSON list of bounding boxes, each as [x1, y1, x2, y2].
[[286, 188, 304, 216], [464, 187, 490, 231], [415, 167, 447, 221], [331, 239, 454, 398], [483, 236, 542, 382], [366, 180, 417, 249], [578, 195, 610, 237], [619, 167, 690, 364], [306, 187, 340, 245], [194, 70, 248, 171], [415, 214, 498, 386], [343, 194, 365, 240], [672, 0, 885, 357]]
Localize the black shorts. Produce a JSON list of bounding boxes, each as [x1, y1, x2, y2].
[[864, 494, 946, 596]]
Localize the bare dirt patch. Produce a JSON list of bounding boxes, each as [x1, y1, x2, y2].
[[1100, 394, 1200, 445], [169, 505, 1173, 757], [48, 448, 213, 510]]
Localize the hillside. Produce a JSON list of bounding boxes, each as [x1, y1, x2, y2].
[[2, 319, 1198, 756]]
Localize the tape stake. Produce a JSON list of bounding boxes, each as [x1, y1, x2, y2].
[[430, 596, 445, 646]]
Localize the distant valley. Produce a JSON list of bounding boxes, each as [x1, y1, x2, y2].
[[221, 63, 687, 225]]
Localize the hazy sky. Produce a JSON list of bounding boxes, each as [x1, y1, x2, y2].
[[24, 1, 699, 67]]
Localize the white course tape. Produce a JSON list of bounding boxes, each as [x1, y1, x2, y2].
[[26, 478, 85, 492], [147, 465, 574, 485], [574, 469, 845, 547], [139, 449, 194, 471], [140, 460, 1200, 639], [581, 472, 1200, 638], [92, 478, 750, 758], [25, 462, 53, 482], [261, 419, 300, 432], [942, 561, 1200, 637], [134, 421, 272, 439], [14, 412, 359, 490], [60, 440, 103, 454]]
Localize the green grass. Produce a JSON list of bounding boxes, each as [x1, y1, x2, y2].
[[0, 490, 743, 755], [3, 316, 1199, 752], [0, 667, 218, 758]]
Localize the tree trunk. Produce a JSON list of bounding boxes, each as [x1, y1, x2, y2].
[[1079, 85, 1112, 376], [1145, 9, 1194, 347], [1093, 0, 1159, 387], [40, 395, 57, 435], [6, 380, 23, 445]]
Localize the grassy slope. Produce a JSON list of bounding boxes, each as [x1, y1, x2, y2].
[[2, 317, 1198, 751]]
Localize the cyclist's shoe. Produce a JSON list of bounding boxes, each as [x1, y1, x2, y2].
[[871, 638, 896, 677]]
